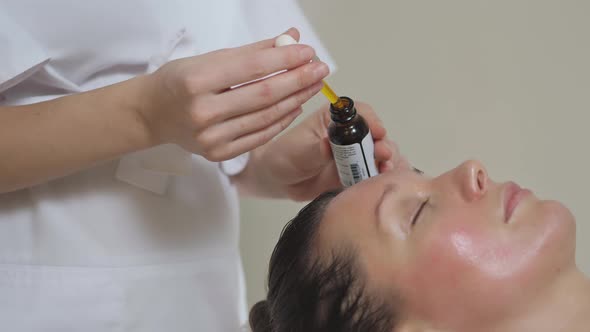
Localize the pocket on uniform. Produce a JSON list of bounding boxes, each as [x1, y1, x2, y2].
[[0, 264, 123, 332]]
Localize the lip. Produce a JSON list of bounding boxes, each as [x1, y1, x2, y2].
[[503, 182, 532, 223]]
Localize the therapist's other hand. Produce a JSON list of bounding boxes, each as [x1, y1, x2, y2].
[[261, 101, 404, 201], [140, 28, 328, 161]]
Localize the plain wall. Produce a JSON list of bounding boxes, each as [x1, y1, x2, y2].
[[240, 0, 590, 307]]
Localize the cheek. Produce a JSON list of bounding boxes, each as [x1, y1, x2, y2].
[[396, 203, 575, 324], [399, 204, 547, 311], [409, 205, 565, 286], [406, 213, 504, 286], [402, 223, 489, 285], [397, 223, 494, 321]]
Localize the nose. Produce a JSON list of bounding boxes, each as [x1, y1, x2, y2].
[[455, 160, 488, 201]]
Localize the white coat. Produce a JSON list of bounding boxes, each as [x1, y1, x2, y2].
[[0, 1, 333, 330]]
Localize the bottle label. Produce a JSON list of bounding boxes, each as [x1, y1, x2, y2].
[[330, 131, 379, 187]]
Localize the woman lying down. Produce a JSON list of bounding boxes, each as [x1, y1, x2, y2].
[[249, 158, 590, 332]]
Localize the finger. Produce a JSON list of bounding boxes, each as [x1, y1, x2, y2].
[[218, 61, 328, 119], [283, 27, 301, 43], [382, 139, 413, 173], [216, 108, 303, 160], [355, 103, 386, 139], [395, 156, 413, 172], [367, 120, 386, 140], [320, 136, 333, 161], [380, 160, 395, 173], [305, 162, 342, 193], [374, 139, 393, 162], [376, 138, 399, 173], [211, 43, 316, 91], [293, 134, 336, 181], [383, 138, 401, 163], [288, 164, 342, 201], [210, 81, 323, 141]]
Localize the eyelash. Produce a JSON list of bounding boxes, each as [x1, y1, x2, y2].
[[412, 167, 424, 175], [411, 199, 429, 226]]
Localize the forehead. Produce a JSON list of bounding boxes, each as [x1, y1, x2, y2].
[[316, 173, 404, 251], [325, 169, 416, 212], [317, 175, 419, 289]]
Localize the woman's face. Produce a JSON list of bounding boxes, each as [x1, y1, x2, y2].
[[317, 160, 576, 330]]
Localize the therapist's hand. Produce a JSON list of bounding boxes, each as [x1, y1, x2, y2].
[[139, 28, 328, 161], [256, 102, 404, 201]]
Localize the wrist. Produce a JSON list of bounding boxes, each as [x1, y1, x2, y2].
[[127, 73, 166, 148]]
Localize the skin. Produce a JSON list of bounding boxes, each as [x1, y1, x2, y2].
[[318, 159, 590, 332], [0, 28, 396, 199]]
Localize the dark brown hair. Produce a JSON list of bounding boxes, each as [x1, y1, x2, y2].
[[249, 190, 399, 332]]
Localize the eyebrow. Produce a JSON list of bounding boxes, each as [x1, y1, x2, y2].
[[374, 183, 398, 219]]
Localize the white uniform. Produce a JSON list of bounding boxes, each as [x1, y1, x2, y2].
[[0, 1, 333, 331]]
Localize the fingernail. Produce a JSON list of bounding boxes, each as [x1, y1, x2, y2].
[[300, 46, 315, 61], [312, 62, 329, 78], [386, 160, 395, 171], [311, 81, 324, 92]]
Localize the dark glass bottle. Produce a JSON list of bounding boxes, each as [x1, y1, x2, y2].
[[328, 96, 378, 187]]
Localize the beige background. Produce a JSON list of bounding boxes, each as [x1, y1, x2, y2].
[[240, 0, 590, 307]]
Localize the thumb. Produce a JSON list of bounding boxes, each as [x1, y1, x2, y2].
[[319, 136, 333, 162], [299, 136, 333, 176]]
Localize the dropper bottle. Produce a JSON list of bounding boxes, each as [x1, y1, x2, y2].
[[275, 34, 378, 187], [327, 96, 378, 187]]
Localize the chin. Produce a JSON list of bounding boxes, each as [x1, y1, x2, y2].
[[541, 199, 575, 229], [538, 199, 577, 264]]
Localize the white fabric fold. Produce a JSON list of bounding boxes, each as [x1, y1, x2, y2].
[[0, 10, 50, 92]]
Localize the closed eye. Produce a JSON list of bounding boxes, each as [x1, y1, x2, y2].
[[413, 167, 424, 175], [411, 199, 429, 226]]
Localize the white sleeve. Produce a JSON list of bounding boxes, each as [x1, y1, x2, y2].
[[0, 9, 49, 93], [242, 0, 337, 72]]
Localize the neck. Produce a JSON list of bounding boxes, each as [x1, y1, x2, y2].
[[493, 267, 590, 332]]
